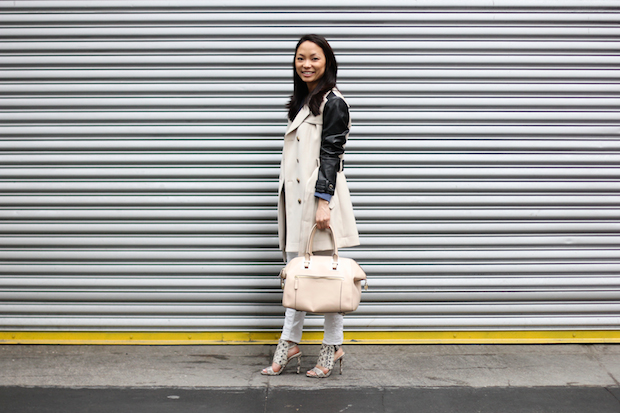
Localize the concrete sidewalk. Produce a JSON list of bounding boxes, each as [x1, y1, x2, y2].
[[2, 344, 620, 388], [1, 344, 620, 412]]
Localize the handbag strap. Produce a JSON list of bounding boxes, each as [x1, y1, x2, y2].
[[305, 224, 339, 269]]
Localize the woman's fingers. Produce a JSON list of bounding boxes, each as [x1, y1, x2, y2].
[[316, 216, 330, 229]]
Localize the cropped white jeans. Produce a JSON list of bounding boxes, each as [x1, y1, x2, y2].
[[280, 251, 344, 346]]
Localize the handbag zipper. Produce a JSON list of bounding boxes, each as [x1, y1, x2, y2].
[[294, 275, 343, 289]]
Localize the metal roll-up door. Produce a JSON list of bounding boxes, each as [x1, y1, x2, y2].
[[1, 1, 619, 341]]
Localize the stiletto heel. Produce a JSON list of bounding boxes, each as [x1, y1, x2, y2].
[[261, 339, 302, 376], [306, 344, 344, 378]]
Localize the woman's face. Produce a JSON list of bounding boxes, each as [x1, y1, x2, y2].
[[295, 40, 326, 92]]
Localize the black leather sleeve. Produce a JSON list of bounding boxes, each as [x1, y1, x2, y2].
[[315, 93, 350, 196]]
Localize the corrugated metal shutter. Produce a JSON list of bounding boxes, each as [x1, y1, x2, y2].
[[1, 0, 619, 333]]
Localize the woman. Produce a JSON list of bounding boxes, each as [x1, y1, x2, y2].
[[261, 35, 359, 378]]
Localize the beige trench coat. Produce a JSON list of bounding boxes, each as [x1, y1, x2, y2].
[[277, 89, 360, 255]]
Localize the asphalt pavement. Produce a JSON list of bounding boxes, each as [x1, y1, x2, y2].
[[1, 344, 620, 412]]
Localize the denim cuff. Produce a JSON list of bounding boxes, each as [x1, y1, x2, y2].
[[314, 192, 332, 202]]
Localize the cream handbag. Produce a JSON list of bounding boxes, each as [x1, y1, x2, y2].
[[280, 224, 367, 314]]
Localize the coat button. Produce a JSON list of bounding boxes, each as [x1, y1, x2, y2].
[[297, 136, 300, 141], [297, 178, 300, 183], [298, 199, 302, 204]]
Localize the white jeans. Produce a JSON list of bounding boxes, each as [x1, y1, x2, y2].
[[280, 251, 344, 346]]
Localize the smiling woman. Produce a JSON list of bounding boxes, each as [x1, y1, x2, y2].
[[261, 35, 360, 379]]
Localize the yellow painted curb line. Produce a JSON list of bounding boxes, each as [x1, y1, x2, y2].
[[1, 331, 620, 345]]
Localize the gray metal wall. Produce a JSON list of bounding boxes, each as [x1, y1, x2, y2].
[[1, 0, 620, 333]]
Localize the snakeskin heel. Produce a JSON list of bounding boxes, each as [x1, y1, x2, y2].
[[306, 344, 344, 378], [261, 339, 302, 376]]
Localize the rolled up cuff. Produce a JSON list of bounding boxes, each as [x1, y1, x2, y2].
[[314, 192, 332, 202]]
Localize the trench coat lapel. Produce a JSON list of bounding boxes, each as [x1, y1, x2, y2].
[[285, 105, 310, 136]]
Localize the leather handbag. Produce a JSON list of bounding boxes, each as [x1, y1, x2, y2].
[[280, 224, 367, 314]]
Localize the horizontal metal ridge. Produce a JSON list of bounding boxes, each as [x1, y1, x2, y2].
[[3, 208, 620, 221], [1, 167, 620, 180], [2, 69, 619, 81], [2, 139, 619, 151], [3, 97, 620, 110], [2, 249, 620, 262], [1, 181, 620, 194], [1, 263, 620, 276], [0, 235, 618, 249], [2, 28, 620, 41], [2, 41, 620, 53], [2, 125, 618, 137], [3, 83, 620, 95], [3, 303, 619, 317], [2, 7, 620, 17], [1, 316, 617, 331], [2, 195, 620, 207]]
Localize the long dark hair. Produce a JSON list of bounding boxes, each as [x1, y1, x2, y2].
[[286, 34, 338, 121]]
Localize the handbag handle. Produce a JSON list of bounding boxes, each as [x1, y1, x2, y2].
[[305, 224, 338, 269]]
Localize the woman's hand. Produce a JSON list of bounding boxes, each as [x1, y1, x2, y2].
[[315, 198, 331, 230]]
